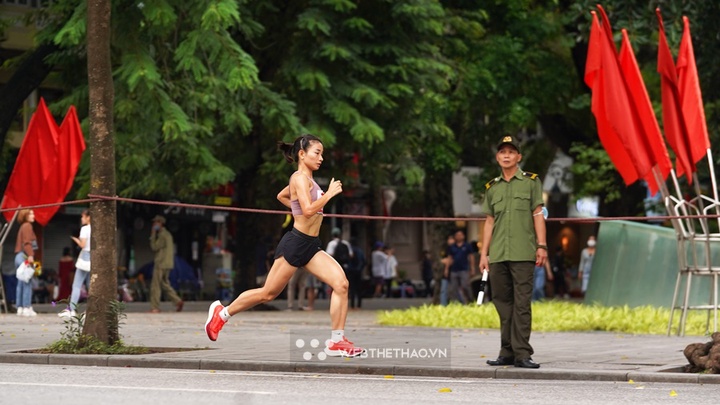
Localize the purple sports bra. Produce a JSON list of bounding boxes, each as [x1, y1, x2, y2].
[[290, 173, 324, 216]]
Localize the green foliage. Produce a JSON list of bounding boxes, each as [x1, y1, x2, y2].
[[569, 142, 622, 202], [377, 301, 711, 336], [10, 0, 720, 216], [46, 300, 148, 354]]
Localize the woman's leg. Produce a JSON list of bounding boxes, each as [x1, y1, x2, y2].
[[14, 253, 24, 309], [226, 257, 296, 316], [304, 252, 349, 331], [70, 269, 87, 308], [21, 280, 32, 308]]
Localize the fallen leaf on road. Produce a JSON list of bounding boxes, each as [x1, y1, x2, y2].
[[628, 379, 634, 384], [438, 388, 452, 393], [670, 390, 677, 397], [384, 375, 394, 379]]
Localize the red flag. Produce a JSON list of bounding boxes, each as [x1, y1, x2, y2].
[[677, 16, 710, 168], [656, 9, 695, 181], [57, 106, 86, 196], [618, 29, 672, 195], [2, 98, 60, 224], [584, 11, 652, 186], [33, 106, 88, 222]]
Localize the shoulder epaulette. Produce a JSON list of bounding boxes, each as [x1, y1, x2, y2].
[[522, 171, 538, 180], [485, 177, 500, 190]]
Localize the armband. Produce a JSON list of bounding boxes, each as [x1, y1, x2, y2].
[[536, 244, 548, 250]]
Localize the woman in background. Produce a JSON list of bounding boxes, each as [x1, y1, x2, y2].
[[14, 209, 38, 317]]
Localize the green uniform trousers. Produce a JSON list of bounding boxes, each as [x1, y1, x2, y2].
[[150, 267, 182, 310], [489, 261, 534, 360]]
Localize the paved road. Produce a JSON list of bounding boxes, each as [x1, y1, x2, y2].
[[0, 299, 718, 385], [0, 363, 716, 405]]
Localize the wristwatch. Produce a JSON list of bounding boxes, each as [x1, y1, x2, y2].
[[536, 244, 548, 250]]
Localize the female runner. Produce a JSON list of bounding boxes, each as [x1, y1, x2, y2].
[[204, 134, 365, 357]]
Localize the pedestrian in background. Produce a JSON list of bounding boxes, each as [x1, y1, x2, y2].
[[347, 238, 366, 309], [56, 247, 75, 302], [149, 215, 184, 313], [286, 266, 308, 310], [578, 235, 597, 295], [532, 261, 553, 302], [59, 210, 91, 318], [480, 135, 547, 369], [445, 229, 475, 304], [371, 241, 387, 298], [14, 209, 38, 317], [383, 244, 397, 297]]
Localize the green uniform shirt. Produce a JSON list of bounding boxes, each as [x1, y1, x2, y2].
[[150, 227, 175, 269], [481, 170, 543, 263]]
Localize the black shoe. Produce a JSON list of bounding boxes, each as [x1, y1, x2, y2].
[[486, 356, 515, 366], [514, 358, 540, 369]]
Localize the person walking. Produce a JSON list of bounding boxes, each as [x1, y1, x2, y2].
[[480, 135, 547, 369], [14, 209, 38, 317], [149, 215, 183, 313], [59, 210, 92, 317], [445, 230, 476, 304], [204, 134, 365, 357]]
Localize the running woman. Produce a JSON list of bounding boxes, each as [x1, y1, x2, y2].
[[204, 134, 365, 357]]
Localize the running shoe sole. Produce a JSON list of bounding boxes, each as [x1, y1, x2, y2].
[[205, 300, 224, 341], [324, 346, 367, 358]]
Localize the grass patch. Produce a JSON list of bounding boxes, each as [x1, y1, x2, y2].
[[44, 337, 150, 355], [377, 301, 714, 336], [45, 300, 149, 355]]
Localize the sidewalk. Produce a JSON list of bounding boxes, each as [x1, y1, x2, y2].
[[0, 299, 718, 384]]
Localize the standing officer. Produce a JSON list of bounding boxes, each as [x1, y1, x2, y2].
[[479, 135, 547, 369]]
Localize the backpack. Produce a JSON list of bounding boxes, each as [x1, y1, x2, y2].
[[333, 241, 351, 269], [348, 246, 365, 273]]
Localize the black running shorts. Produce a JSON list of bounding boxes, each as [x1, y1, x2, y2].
[[274, 228, 322, 267]]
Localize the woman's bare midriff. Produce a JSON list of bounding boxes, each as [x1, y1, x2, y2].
[[292, 213, 324, 236]]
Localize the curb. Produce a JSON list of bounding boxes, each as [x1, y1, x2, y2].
[[1, 353, 718, 384]]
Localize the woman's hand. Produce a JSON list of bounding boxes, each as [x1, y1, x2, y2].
[[327, 177, 343, 197]]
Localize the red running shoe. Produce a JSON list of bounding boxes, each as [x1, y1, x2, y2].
[[205, 300, 226, 341], [324, 336, 366, 358]]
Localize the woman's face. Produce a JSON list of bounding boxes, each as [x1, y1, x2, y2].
[[81, 213, 90, 225], [299, 141, 324, 171], [27, 211, 35, 223]]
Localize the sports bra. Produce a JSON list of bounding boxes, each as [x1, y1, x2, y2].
[[290, 173, 324, 216]]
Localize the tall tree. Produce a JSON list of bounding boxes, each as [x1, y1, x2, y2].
[[83, 0, 117, 343]]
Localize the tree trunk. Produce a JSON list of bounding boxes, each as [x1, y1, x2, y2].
[[83, 0, 118, 344]]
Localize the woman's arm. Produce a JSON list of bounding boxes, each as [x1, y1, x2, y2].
[[71, 236, 87, 249], [293, 175, 342, 218], [277, 185, 292, 209]]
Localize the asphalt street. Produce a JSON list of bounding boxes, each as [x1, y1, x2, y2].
[[1, 363, 718, 405]]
